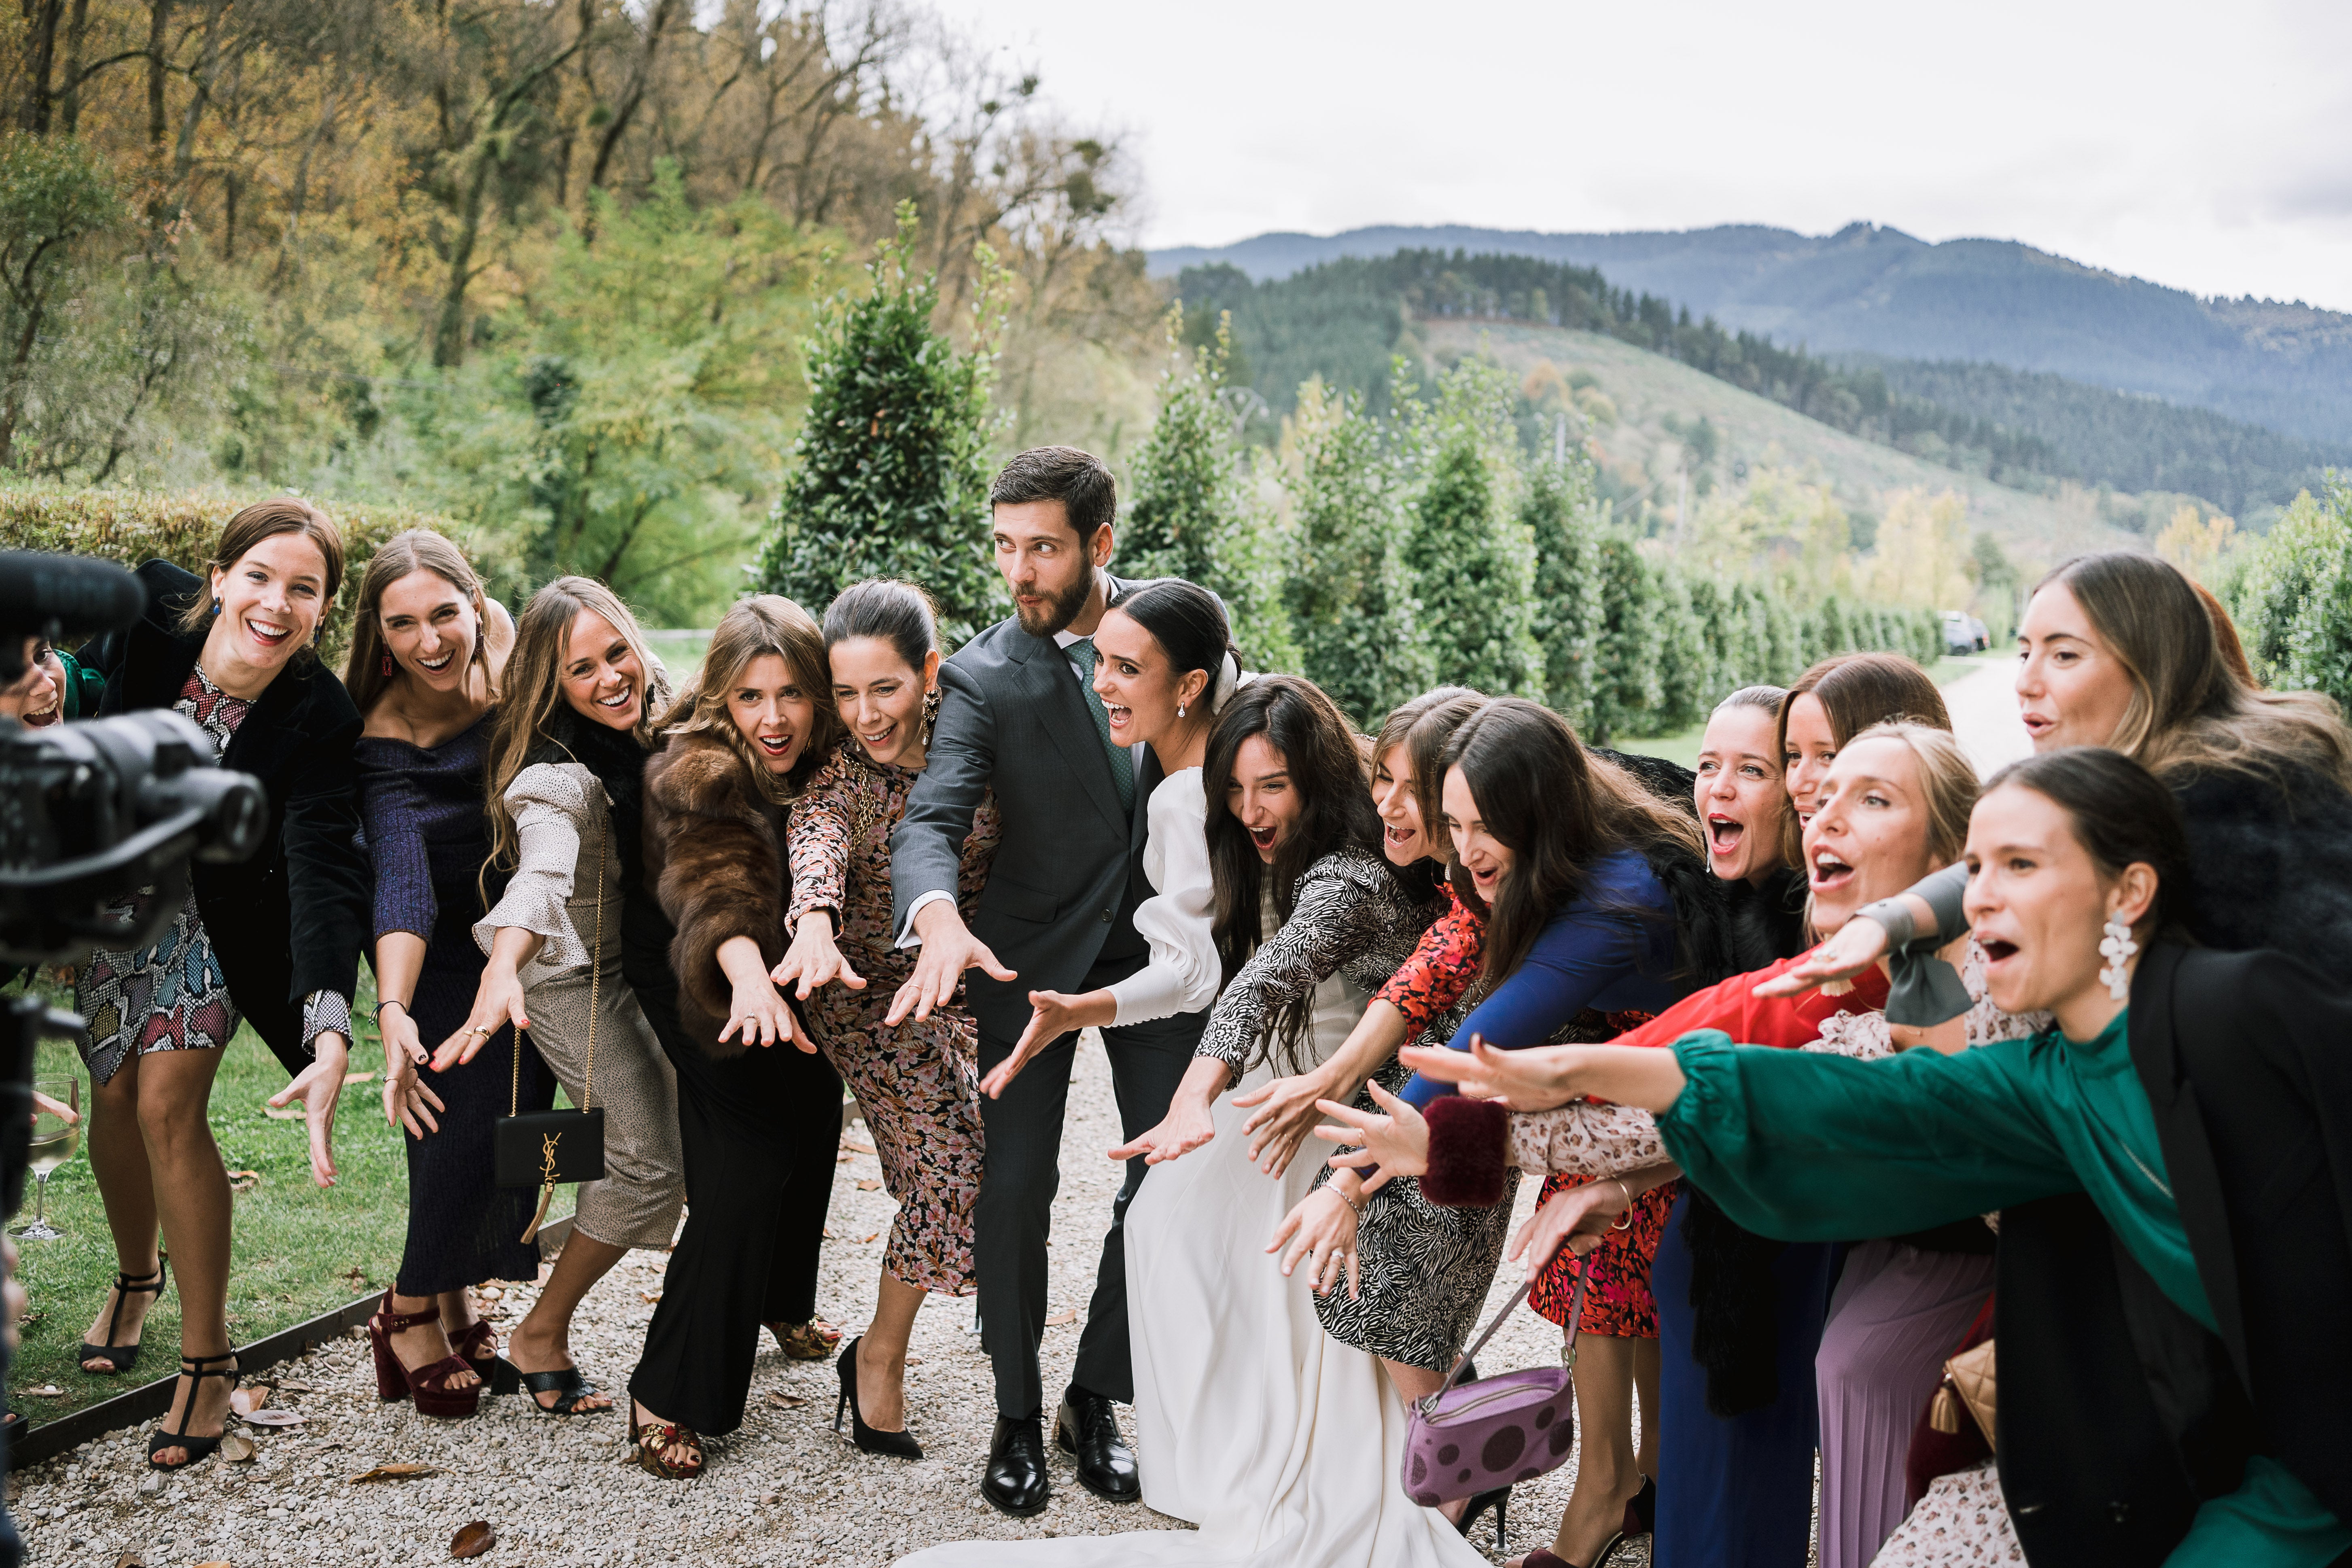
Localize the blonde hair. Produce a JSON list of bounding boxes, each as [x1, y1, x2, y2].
[[482, 577, 672, 891], [1840, 719, 1980, 867], [176, 498, 348, 656], [664, 594, 839, 802], [2038, 553, 2352, 792], [342, 530, 496, 715]]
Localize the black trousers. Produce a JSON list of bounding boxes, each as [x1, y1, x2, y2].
[[974, 956, 1199, 1419], [630, 996, 841, 1436]]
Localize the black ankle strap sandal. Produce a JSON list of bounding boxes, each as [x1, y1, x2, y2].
[[80, 1260, 168, 1376], [148, 1351, 239, 1470]]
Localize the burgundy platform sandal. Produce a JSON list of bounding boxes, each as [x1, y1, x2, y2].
[[368, 1292, 484, 1419]]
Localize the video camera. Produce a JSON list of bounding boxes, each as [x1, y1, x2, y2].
[[1, 550, 268, 1217]]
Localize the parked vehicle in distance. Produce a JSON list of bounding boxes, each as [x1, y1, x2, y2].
[[1940, 609, 1990, 656]]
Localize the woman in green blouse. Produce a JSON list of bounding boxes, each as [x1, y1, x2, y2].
[[1403, 746, 2352, 1568]]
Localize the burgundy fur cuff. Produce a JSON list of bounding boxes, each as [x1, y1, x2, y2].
[[1422, 1094, 1508, 1208]]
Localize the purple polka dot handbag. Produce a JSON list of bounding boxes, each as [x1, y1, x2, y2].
[[1401, 1265, 1587, 1507]]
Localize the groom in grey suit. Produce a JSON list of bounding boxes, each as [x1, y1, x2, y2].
[[887, 446, 1201, 1517]]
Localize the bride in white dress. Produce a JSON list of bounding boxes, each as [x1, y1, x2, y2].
[[906, 652, 1487, 1568]]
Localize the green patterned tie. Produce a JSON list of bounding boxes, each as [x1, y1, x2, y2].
[[1067, 637, 1136, 813]]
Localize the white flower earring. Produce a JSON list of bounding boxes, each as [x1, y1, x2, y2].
[[2098, 915, 2138, 1001]]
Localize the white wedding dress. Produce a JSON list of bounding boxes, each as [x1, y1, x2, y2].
[[901, 823, 1489, 1568]]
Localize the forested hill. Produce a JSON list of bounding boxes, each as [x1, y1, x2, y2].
[[1173, 251, 2352, 516], [1152, 223, 2352, 448]]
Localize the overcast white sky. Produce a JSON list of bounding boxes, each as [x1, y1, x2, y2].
[[931, 0, 2352, 312]]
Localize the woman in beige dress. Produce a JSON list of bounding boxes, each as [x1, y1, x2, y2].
[[436, 577, 687, 1414]]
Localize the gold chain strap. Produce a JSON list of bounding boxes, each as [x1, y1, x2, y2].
[[509, 807, 607, 1118]]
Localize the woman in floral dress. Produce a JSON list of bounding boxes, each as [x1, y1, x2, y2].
[[774, 579, 997, 1458]]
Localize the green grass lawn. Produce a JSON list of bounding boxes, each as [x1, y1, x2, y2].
[[7, 973, 418, 1429], [1613, 653, 1998, 771]]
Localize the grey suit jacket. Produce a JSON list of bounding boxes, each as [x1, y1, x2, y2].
[[891, 584, 1160, 1041]]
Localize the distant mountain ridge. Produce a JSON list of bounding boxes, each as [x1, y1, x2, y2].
[[1149, 224, 2352, 446]]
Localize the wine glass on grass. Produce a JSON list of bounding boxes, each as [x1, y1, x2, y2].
[[17, 1075, 82, 1240]]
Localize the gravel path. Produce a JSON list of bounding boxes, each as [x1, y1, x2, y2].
[[10, 1033, 1640, 1567], [1941, 658, 2033, 780]]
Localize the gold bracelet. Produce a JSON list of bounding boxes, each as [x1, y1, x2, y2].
[[1610, 1177, 1635, 1231]]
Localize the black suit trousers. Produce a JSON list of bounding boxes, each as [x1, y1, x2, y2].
[[630, 989, 842, 1436], [973, 955, 1200, 1419]]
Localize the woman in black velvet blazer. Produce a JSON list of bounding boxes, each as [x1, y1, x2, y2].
[[71, 504, 369, 1469]]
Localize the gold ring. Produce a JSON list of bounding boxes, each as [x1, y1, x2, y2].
[[469, 1026, 490, 1037]]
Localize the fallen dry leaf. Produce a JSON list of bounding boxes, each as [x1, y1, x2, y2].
[[906, 1357, 922, 1366], [821, 1226, 836, 1239], [842, 1138, 876, 1155], [242, 1409, 307, 1428], [1044, 1309, 1078, 1327], [451, 1520, 496, 1559], [834, 1152, 856, 1164], [276, 1380, 314, 1393], [26, 1384, 63, 1398], [764, 1392, 805, 1409], [230, 1385, 269, 1415], [220, 1434, 257, 1464], [227, 1170, 261, 1193], [855, 1178, 882, 1192], [195, 1562, 233, 1568], [857, 1231, 880, 1244], [639, 1290, 662, 1304], [350, 1462, 441, 1483], [112, 1551, 148, 1568]]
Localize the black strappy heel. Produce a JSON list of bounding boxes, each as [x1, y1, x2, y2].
[[148, 1351, 238, 1470], [79, 1260, 167, 1375]]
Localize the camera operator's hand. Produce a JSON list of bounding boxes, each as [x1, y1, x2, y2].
[[2, 1237, 22, 1356], [270, 1033, 348, 1187], [378, 1002, 444, 1138]]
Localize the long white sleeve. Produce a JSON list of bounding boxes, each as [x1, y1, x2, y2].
[[1107, 769, 1219, 1025]]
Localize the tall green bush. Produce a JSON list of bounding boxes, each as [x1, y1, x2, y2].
[[1401, 359, 1539, 698], [0, 486, 503, 668], [1282, 378, 1432, 727], [1586, 530, 1662, 746], [2231, 475, 2352, 709], [1122, 313, 1297, 670], [753, 204, 1003, 648], [1525, 454, 1604, 730]]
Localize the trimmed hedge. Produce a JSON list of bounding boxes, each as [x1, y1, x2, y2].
[[0, 487, 517, 668]]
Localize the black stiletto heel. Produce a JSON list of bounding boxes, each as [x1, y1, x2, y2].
[[1457, 1483, 1512, 1550], [833, 1335, 921, 1458], [79, 1260, 167, 1375]]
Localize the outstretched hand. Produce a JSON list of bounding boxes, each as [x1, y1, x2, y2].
[[1268, 1186, 1362, 1299], [1396, 1035, 1586, 1111], [1108, 1096, 1217, 1165], [773, 912, 866, 999], [885, 905, 1014, 1026], [270, 1033, 348, 1186], [1752, 922, 1890, 999], [433, 963, 530, 1073], [1509, 1179, 1631, 1280], [983, 988, 1114, 1099], [1311, 1080, 1425, 1191], [1233, 1068, 1336, 1177]]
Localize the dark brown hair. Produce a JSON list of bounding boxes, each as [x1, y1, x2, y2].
[[823, 578, 939, 670], [1983, 746, 2193, 939], [2036, 552, 2352, 791], [176, 497, 348, 656], [990, 445, 1118, 546], [1441, 698, 1703, 989], [1778, 651, 1951, 761], [1372, 686, 1482, 901], [342, 529, 495, 715], [1204, 675, 1387, 1072]]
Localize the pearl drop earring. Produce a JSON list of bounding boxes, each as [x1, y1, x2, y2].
[[2098, 915, 2138, 1001]]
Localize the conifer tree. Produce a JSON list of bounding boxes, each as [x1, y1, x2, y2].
[[1122, 311, 1297, 669], [754, 204, 1004, 646], [1282, 378, 1432, 727], [1587, 530, 1661, 746], [1401, 358, 1540, 698], [1525, 453, 1604, 731]]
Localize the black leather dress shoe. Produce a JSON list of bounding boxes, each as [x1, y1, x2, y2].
[[982, 1415, 1051, 1517], [1056, 1391, 1141, 1503]]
